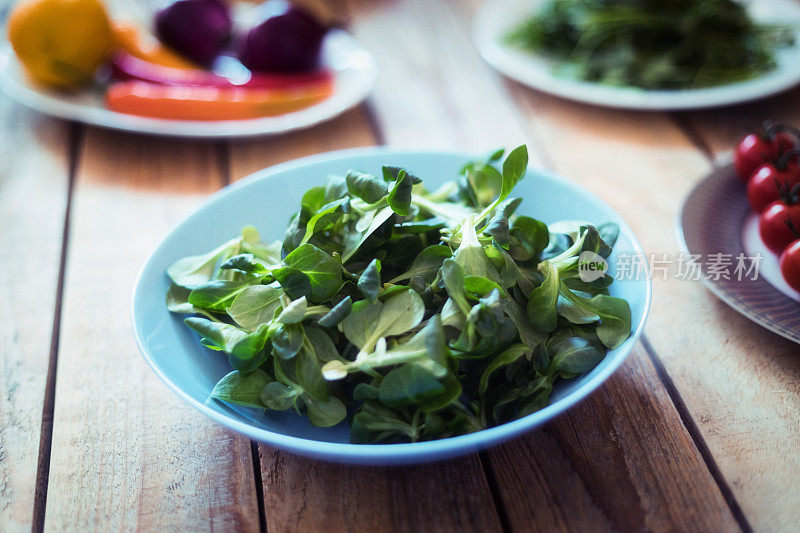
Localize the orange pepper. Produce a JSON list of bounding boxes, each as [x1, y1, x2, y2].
[[106, 80, 334, 120], [111, 22, 198, 70]]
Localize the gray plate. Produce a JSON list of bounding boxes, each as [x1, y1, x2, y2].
[[677, 162, 800, 344]]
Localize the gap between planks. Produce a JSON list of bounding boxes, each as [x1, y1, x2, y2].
[[640, 336, 753, 533], [31, 122, 84, 533]]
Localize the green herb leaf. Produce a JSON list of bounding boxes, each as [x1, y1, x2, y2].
[[317, 296, 352, 328], [211, 370, 272, 408], [526, 262, 559, 332], [271, 323, 305, 360], [278, 244, 343, 302], [357, 259, 382, 302], [228, 285, 283, 330], [260, 381, 298, 411], [277, 296, 308, 324], [346, 170, 388, 204], [387, 169, 413, 216]]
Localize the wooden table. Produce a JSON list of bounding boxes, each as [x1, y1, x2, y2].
[[2, 0, 800, 531]]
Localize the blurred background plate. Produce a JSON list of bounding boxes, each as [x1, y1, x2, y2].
[[473, 0, 800, 110], [0, 28, 376, 138], [131, 148, 652, 464], [678, 162, 800, 344]]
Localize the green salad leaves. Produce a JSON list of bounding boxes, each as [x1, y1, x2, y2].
[[165, 146, 632, 443], [506, 0, 794, 90]]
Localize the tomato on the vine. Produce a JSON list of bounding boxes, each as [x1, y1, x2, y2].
[[780, 240, 800, 293], [759, 201, 800, 254], [734, 131, 795, 183], [747, 161, 800, 213]]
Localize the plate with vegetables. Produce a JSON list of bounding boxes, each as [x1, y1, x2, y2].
[[474, 0, 800, 110], [132, 146, 651, 464], [678, 123, 800, 344], [1, 0, 376, 137]]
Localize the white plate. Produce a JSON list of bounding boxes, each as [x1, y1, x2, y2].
[[473, 0, 800, 110], [0, 29, 376, 138]]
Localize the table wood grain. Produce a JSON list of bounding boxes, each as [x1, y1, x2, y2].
[[1, 0, 799, 531]]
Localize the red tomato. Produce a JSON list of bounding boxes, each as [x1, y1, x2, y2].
[[780, 240, 800, 292], [759, 201, 800, 254], [734, 131, 795, 183], [747, 162, 800, 213]]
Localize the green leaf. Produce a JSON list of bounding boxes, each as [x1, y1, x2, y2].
[[228, 284, 283, 330], [357, 259, 382, 302], [483, 198, 522, 247], [382, 165, 422, 184], [342, 206, 395, 262], [510, 216, 549, 261], [454, 217, 500, 280], [479, 344, 529, 397], [271, 323, 304, 359], [500, 145, 528, 200], [301, 186, 327, 212], [346, 170, 388, 204], [166, 284, 196, 314], [379, 363, 461, 411], [304, 326, 345, 363], [279, 244, 343, 302], [188, 280, 254, 311], [277, 296, 308, 324], [388, 245, 452, 284], [341, 289, 425, 351], [441, 258, 471, 316], [526, 262, 559, 332], [548, 337, 605, 376], [598, 222, 620, 251], [295, 344, 328, 401], [305, 396, 347, 427], [273, 268, 312, 301], [300, 198, 347, 246], [387, 169, 413, 216], [353, 383, 380, 402], [464, 275, 506, 299], [586, 294, 631, 349], [503, 298, 547, 348], [378, 287, 426, 337], [220, 254, 268, 274], [557, 293, 600, 324], [167, 237, 240, 288], [210, 370, 272, 408], [317, 296, 352, 328], [260, 381, 298, 411], [340, 299, 383, 350], [184, 317, 270, 372]]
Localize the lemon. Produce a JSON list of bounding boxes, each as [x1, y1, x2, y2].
[[7, 0, 113, 90]]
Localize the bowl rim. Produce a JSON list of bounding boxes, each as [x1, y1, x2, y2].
[[131, 146, 652, 463]]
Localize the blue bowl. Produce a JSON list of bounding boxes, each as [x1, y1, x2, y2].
[[132, 148, 652, 464]]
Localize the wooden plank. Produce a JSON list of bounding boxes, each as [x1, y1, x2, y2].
[[0, 102, 71, 531], [346, 0, 741, 529], [342, 0, 531, 156], [227, 107, 504, 532], [43, 129, 260, 531], [487, 346, 737, 531], [258, 449, 503, 533], [229, 107, 374, 180]]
